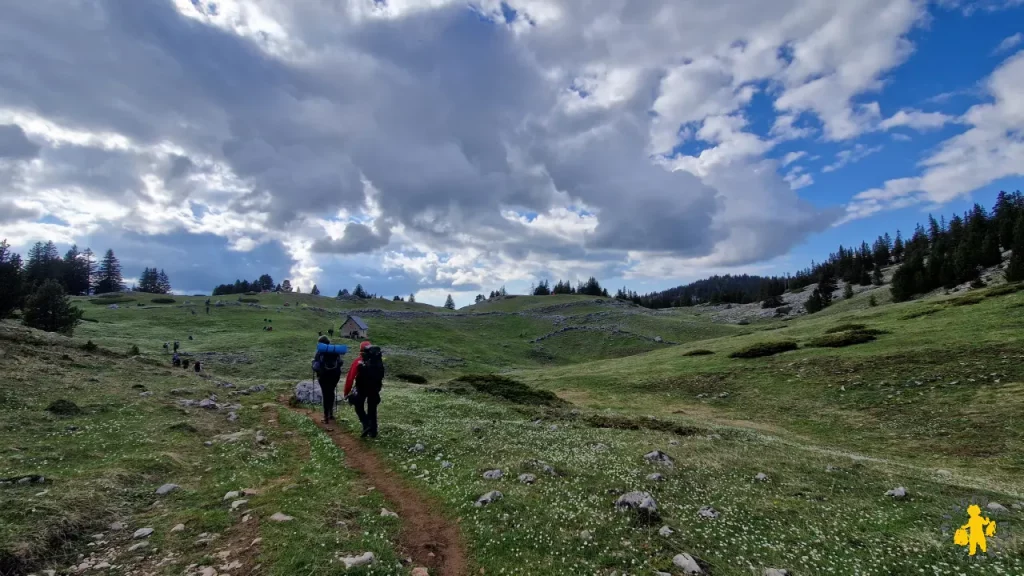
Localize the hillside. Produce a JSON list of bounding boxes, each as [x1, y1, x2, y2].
[[2, 284, 1023, 575]]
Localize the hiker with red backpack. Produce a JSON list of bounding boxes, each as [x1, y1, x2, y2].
[[343, 341, 386, 438], [312, 336, 346, 424]]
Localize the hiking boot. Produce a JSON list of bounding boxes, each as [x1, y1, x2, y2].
[[368, 430, 378, 438], [360, 428, 371, 438]]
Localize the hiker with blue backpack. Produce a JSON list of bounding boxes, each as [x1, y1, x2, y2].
[[342, 341, 386, 438], [312, 336, 346, 424]]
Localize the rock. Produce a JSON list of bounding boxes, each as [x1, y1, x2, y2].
[[668, 439, 679, 446], [242, 488, 260, 496], [654, 572, 671, 576], [132, 528, 154, 539], [127, 542, 148, 552], [698, 506, 719, 519], [987, 502, 1009, 513], [1012, 502, 1024, 510], [255, 431, 268, 444], [269, 512, 294, 522], [754, 472, 769, 482], [672, 553, 704, 574], [541, 464, 557, 476], [293, 380, 322, 405], [155, 483, 179, 496], [410, 443, 426, 453], [93, 562, 111, 570], [518, 473, 536, 484], [614, 492, 659, 522], [764, 569, 790, 576], [381, 508, 399, 518], [647, 473, 665, 481], [203, 441, 213, 447], [474, 491, 503, 507], [108, 522, 125, 531], [483, 469, 503, 480], [441, 461, 453, 469], [658, 525, 674, 537], [718, 392, 729, 398], [227, 412, 238, 422], [199, 567, 217, 576], [139, 391, 152, 397], [579, 530, 593, 540], [411, 567, 430, 576], [885, 487, 907, 499], [654, 336, 663, 343], [230, 499, 248, 511], [170, 524, 185, 532], [198, 399, 218, 410], [339, 552, 375, 569], [643, 451, 674, 466], [935, 469, 953, 478], [592, 443, 609, 451], [223, 490, 241, 501]]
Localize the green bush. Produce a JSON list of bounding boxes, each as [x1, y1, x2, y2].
[[46, 399, 82, 416], [128, 345, 140, 356], [808, 331, 878, 348], [150, 297, 176, 304], [23, 280, 83, 335], [394, 373, 428, 384], [449, 374, 564, 406], [902, 307, 941, 320], [824, 323, 866, 334], [950, 294, 984, 307], [984, 283, 1023, 298], [729, 341, 798, 359], [82, 340, 98, 352], [683, 349, 715, 357]]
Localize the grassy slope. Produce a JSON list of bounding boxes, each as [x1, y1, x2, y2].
[[3, 286, 1023, 574]]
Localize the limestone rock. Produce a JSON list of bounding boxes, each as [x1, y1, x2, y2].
[[764, 569, 790, 576], [518, 473, 536, 484], [658, 525, 674, 537], [885, 487, 907, 499], [475, 491, 503, 507], [155, 483, 179, 495], [127, 542, 148, 552], [293, 380, 322, 405], [643, 451, 674, 466], [754, 472, 769, 482], [647, 473, 665, 481], [132, 528, 154, 539], [340, 552, 375, 569], [987, 502, 1009, 513], [223, 491, 240, 501], [483, 469, 503, 480], [170, 523, 185, 532], [380, 508, 399, 518], [672, 553, 704, 574], [230, 499, 248, 511], [698, 506, 719, 519], [615, 491, 659, 522], [269, 512, 294, 522]]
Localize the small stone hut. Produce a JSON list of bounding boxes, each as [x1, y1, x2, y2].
[[341, 315, 369, 339]]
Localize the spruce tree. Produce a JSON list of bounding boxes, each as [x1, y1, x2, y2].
[[408, 293, 415, 303], [353, 284, 368, 298], [475, 294, 485, 303], [1006, 215, 1024, 282], [893, 231, 904, 262], [62, 245, 90, 296], [871, 264, 883, 286], [805, 289, 825, 314], [81, 248, 96, 295], [23, 279, 83, 335], [0, 240, 24, 319], [157, 270, 171, 294], [843, 283, 854, 299], [444, 294, 455, 310], [311, 284, 320, 296], [281, 280, 292, 292], [94, 249, 124, 294]]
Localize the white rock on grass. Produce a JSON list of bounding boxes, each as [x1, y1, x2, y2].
[[672, 553, 704, 574], [339, 552, 375, 569], [108, 522, 125, 531], [474, 491, 503, 507], [132, 528, 154, 539], [754, 472, 769, 482], [170, 524, 185, 532], [127, 542, 148, 552], [482, 469, 503, 480], [518, 473, 536, 484], [658, 525, 674, 537], [199, 567, 217, 576], [698, 506, 719, 519], [230, 499, 248, 511], [222, 491, 240, 501], [380, 508, 399, 518], [614, 492, 659, 521], [155, 483, 179, 495], [441, 461, 453, 469], [269, 512, 294, 522], [647, 473, 665, 482], [987, 502, 1009, 513], [410, 443, 426, 453], [643, 451, 674, 466], [885, 487, 907, 499], [764, 569, 790, 576]]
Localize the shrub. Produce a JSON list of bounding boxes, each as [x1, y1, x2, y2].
[[80, 317, 98, 323], [150, 297, 176, 304], [729, 341, 798, 359], [683, 349, 715, 356], [128, 345, 140, 356], [824, 323, 866, 334], [239, 297, 260, 303], [761, 295, 784, 309], [449, 374, 564, 406], [970, 278, 987, 290], [950, 294, 984, 307], [46, 399, 82, 416], [23, 280, 83, 336], [394, 373, 428, 384], [868, 295, 878, 307], [808, 331, 878, 348], [137, 302, 145, 307], [984, 283, 1023, 298], [82, 340, 98, 352]]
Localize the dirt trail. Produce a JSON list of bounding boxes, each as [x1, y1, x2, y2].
[[287, 405, 468, 576]]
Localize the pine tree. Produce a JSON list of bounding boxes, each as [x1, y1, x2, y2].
[[157, 270, 171, 294], [475, 294, 485, 303], [311, 284, 320, 296], [444, 294, 456, 310], [22, 279, 83, 335], [138, 267, 158, 293], [1006, 215, 1024, 282], [868, 295, 878, 307], [0, 240, 24, 319], [844, 283, 854, 299], [94, 249, 124, 294], [61, 245, 89, 296], [258, 274, 274, 292], [281, 280, 292, 292], [533, 280, 551, 296], [893, 230, 904, 263], [408, 293, 416, 303], [81, 248, 96, 295], [871, 264, 883, 286], [805, 289, 825, 314], [353, 284, 368, 298]]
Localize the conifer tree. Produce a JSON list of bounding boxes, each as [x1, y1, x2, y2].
[[311, 284, 320, 296], [23, 279, 83, 335], [444, 294, 456, 310], [1006, 215, 1024, 282], [94, 249, 124, 294], [0, 240, 24, 319], [844, 283, 854, 299]]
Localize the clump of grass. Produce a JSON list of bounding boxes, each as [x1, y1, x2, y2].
[[729, 341, 798, 359], [683, 349, 714, 356], [46, 399, 82, 416], [167, 422, 198, 433], [82, 340, 98, 352], [985, 283, 1023, 298], [150, 297, 176, 304], [449, 374, 564, 406], [239, 297, 260, 304], [824, 323, 867, 334], [808, 331, 878, 348], [394, 373, 428, 384], [950, 294, 984, 307], [127, 345, 140, 356]]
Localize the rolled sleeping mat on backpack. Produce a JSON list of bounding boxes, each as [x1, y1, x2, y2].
[[317, 343, 348, 355]]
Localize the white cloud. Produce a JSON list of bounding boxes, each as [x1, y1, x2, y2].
[[994, 33, 1023, 54], [822, 144, 883, 173], [879, 109, 955, 131], [781, 151, 808, 166], [784, 166, 814, 190]]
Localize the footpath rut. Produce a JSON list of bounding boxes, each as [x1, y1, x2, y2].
[[287, 405, 468, 576]]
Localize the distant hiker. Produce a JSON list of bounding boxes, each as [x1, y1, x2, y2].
[[163, 342, 169, 353], [194, 361, 202, 373], [328, 328, 334, 338], [172, 352, 181, 367], [188, 335, 193, 341], [173, 341, 180, 353], [343, 341, 385, 438], [312, 336, 345, 424], [182, 359, 191, 369]]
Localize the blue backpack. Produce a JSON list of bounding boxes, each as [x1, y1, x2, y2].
[[312, 343, 347, 376]]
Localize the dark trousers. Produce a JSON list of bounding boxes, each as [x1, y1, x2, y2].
[[351, 389, 381, 435], [318, 372, 341, 420]]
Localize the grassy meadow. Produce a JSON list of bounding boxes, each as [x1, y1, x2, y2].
[[1, 285, 1022, 575]]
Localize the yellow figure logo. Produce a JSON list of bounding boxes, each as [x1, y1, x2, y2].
[[954, 505, 996, 556]]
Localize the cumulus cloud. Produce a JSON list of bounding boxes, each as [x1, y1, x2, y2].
[[0, 0, 944, 298], [822, 144, 883, 173], [879, 109, 955, 131], [994, 33, 1023, 54]]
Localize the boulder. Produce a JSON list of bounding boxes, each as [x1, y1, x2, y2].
[[155, 483, 179, 495], [230, 499, 248, 511], [170, 524, 185, 533], [269, 512, 294, 522], [615, 491, 659, 523], [483, 469, 503, 480], [698, 506, 719, 519], [132, 528, 154, 539], [987, 502, 1009, 513], [293, 380, 322, 405], [475, 491, 503, 507], [518, 473, 537, 484], [658, 525, 674, 537], [885, 487, 907, 499], [672, 553, 704, 574], [339, 552, 375, 569], [754, 472, 769, 482], [643, 450, 674, 466]]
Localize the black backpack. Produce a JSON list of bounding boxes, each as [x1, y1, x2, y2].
[[357, 346, 385, 392], [313, 351, 342, 376]]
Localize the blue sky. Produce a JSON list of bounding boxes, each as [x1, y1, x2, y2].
[[1, 0, 1023, 305]]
